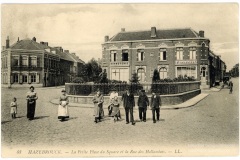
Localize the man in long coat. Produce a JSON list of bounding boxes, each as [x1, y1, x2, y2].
[[122, 88, 135, 125], [137, 90, 149, 122], [150, 91, 161, 123]]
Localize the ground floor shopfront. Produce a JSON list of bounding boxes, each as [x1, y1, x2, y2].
[[1, 70, 70, 87], [103, 60, 211, 89]]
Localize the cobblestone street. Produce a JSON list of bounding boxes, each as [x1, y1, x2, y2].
[[1, 78, 239, 157]]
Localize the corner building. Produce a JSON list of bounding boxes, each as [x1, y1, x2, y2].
[[102, 27, 213, 89]]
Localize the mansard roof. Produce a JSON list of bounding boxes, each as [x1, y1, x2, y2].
[[109, 28, 200, 42]]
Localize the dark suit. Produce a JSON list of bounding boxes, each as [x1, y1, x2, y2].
[[137, 94, 149, 121], [150, 94, 161, 122], [122, 93, 135, 123]]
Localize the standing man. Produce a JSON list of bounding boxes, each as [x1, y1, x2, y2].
[[122, 88, 135, 125], [150, 91, 161, 123], [137, 90, 149, 122]]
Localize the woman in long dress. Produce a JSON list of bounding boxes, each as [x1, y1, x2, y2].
[[108, 89, 118, 116], [92, 90, 104, 123], [26, 86, 38, 120], [58, 89, 69, 122]]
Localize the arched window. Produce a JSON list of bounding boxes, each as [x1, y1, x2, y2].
[[137, 68, 145, 82], [159, 67, 167, 79]]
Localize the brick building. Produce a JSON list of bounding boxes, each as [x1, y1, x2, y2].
[[101, 27, 226, 89], [1, 37, 84, 87]]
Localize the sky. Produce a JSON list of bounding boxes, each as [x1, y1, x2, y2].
[[1, 3, 239, 71]]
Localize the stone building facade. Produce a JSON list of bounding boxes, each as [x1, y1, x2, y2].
[[1, 37, 84, 87], [101, 27, 226, 89]]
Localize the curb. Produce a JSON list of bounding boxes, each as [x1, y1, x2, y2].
[[50, 93, 209, 110]]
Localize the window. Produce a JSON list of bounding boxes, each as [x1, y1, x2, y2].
[[22, 75, 28, 83], [137, 68, 145, 82], [4, 57, 7, 68], [13, 74, 18, 83], [159, 67, 167, 79], [159, 49, 167, 61], [176, 66, 197, 78], [176, 47, 183, 60], [12, 56, 19, 66], [30, 57, 37, 67], [189, 47, 196, 60], [22, 56, 28, 66], [122, 50, 128, 61], [31, 74, 36, 82], [110, 51, 117, 62], [73, 66, 77, 72], [137, 49, 144, 61]]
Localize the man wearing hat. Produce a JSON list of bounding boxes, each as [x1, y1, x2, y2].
[[137, 90, 149, 122], [150, 91, 161, 123], [122, 88, 135, 125]]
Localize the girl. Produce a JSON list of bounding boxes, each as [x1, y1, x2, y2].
[[10, 97, 17, 119]]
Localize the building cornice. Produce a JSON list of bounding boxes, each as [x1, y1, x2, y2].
[[102, 37, 210, 45]]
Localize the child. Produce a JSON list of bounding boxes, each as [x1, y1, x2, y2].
[[111, 96, 121, 122], [10, 97, 17, 119]]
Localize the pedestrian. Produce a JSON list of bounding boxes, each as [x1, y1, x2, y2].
[[92, 89, 104, 123], [111, 96, 121, 122], [229, 80, 233, 94], [150, 91, 161, 123], [137, 90, 149, 122], [26, 86, 38, 120], [108, 88, 118, 116], [122, 88, 135, 125], [58, 89, 69, 122], [10, 97, 17, 119]]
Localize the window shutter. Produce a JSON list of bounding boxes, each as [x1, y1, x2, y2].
[[10, 75, 13, 84], [28, 74, 32, 83], [19, 56, 22, 66], [143, 53, 145, 61], [37, 57, 40, 67], [36, 73, 40, 83], [137, 52, 139, 61], [19, 75, 23, 83]]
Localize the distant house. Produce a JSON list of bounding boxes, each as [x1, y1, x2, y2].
[[1, 37, 84, 87], [101, 27, 226, 88]]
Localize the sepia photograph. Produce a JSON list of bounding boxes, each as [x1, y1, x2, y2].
[[1, 1, 239, 158]]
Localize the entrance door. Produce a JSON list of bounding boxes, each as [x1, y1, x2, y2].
[[201, 67, 206, 83]]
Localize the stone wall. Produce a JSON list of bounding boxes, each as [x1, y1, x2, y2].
[[67, 89, 201, 106]]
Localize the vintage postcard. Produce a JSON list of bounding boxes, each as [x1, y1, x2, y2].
[[1, 2, 239, 158]]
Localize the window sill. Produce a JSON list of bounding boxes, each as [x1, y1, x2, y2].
[[159, 60, 167, 62]]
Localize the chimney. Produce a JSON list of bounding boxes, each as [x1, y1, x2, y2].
[[199, 30, 204, 37], [151, 27, 157, 38], [17, 37, 19, 42], [104, 35, 109, 42], [72, 53, 76, 55], [44, 42, 48, 46], [64, 50, 69, 53], [121, 28, 125, 32], [6, 36, 10, 49], [40, 41, 44, 45], [32, 37, 36, 41]]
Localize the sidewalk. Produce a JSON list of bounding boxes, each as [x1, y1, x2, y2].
[[50, 93, 209, 110]]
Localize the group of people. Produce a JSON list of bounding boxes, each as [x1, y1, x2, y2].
[[9, 86, 161, 124], [10, 86, 38, 121], [92, 88, 162, 125]]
